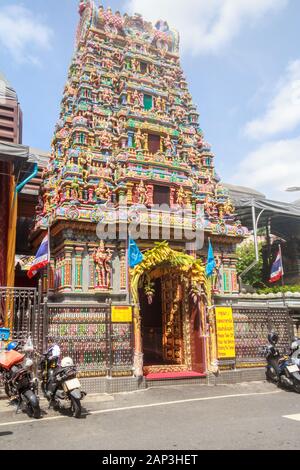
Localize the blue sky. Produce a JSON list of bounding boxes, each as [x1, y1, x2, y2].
[[0, 0, 299, 202]]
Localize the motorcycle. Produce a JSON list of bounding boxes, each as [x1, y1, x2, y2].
[[0, 342, 24, 398], [12, 359, 41, 419], [0, 344, 40, 418], [39, 345, 86, 418], [264, 332, 300, 393]]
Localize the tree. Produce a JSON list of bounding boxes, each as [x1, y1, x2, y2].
[[236, 241, 264, 288]]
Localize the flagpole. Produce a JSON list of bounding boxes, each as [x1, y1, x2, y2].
[[47, 224, 51, 301], [279, 243, 286, 309], [127, 230, 131, 305]]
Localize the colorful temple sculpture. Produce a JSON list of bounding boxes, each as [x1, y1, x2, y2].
[[33, 1, 248, 380]]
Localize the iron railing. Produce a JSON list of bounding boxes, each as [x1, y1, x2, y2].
[[0, 287, 44, 351]]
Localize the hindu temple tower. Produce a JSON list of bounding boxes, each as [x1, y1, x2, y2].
[[34, 1, 246, 382]]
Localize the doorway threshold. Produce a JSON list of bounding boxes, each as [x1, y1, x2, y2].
[[145, 371, 207, 380]]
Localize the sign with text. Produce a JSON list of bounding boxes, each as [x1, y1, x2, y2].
[[215, 306, 236, 359], [111, 306, 132, 323]]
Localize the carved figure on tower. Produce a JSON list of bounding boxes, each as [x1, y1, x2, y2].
[[93, 241, 113, 289], [137, 180, 147, 205], [95, 179, 110, 202], [176, 186, 187, 207]]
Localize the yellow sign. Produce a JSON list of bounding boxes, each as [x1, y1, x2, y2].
[[111, 306, 132, 323], [215, 307, 236, 359]]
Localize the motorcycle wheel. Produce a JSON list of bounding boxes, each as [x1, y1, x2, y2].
[[294, 383, 300, 394], [27, 402, 41, 419], [4, 383, 12, 398], [70, 396, 81, 418]]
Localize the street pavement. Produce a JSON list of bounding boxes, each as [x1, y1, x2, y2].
[[1, 381, 300, 450]]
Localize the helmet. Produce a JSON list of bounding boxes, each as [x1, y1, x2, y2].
[[61, 357, 74, 368], [23, 358, 33, 369], [47, 344, 61, 358], [6, 341, 18, 351], [291, 339, 300, 351], [268, 332, 279, 345]]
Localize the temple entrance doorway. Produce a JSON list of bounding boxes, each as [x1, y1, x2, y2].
[[140, 278, 163, 365], [140, 272, 185, 369], [131, 242, 208, 376]]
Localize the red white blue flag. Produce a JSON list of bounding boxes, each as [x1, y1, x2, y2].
[[269, 247, 284, 283], [27, 235, 49, 279]]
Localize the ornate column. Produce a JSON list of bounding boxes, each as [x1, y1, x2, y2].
[[119, 246, 127, 291], [56, 255, 62, 291], [88, 246, 96, 292], [64, 247, 73, 292], [126, 182, 134, 205], [48, 258, 55, 293], [75, 247, 84, 292], [146, 184, 154, 206], [42, 267, 48, 295], [170, 187, 176, 207]]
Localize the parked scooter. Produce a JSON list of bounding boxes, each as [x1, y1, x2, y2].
[[264, 332, 300, 393], [39, 344, 86, 418], [0, 343, 40, 418], [0, 342, 24, 398], [11, 358, 41, 418]]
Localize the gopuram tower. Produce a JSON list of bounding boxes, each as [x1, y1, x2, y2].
[[34, 1, 247, 383]]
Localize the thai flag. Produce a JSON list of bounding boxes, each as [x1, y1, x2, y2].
[[269, 247, 284, 283], [27, 235, 49, 279]]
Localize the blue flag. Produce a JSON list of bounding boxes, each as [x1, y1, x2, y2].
[[205, 240, 216, 277], [128, 237, 143, 268]]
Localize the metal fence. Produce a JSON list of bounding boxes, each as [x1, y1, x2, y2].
[[0, 287, 44, 350], [46, 304, 133, 378], [232, 306, 292, 367]]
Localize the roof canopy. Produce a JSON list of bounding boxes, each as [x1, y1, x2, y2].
[[0, 142, 29, 176], [227, 185, 300, 239]]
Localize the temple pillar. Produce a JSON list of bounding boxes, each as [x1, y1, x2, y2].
[[133, 306, 143, 377], [64, 247, 73, 291], [48, 258, 55, 293], [126, 182, 134, 205], [119, 246, 127, 291], [170, 187, 176, 207], [75, 247, 84, 291], [146, 184, 154, 206], [88, 246, 96, 291]]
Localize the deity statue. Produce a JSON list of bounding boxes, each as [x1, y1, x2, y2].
[[131, 58, 140, 73], [134, 129, 144, 150], [136, 180, 147, 205], [131, 90, 143, 109], [71, 177, 80, 200], [95, 179, 110, 201], [36, 195, 44, 215], [43, 193, 53, 214], [204, 195, 216, 219], [78, 152, 87, 168], [101, 87, 113, 105], [93, 241, 113, 289], [163, 134, 174, 155], [223, 199, 235, 217], [90, 70, 100, 87], [176, 186, 187, 207], [99, 129, 112, 149], [187, 146, 198, 163]]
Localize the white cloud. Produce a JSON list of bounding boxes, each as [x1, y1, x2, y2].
[[125, 0, 287, 55], [245, 60, 300, 140], [0, 5, 53, 65], [231, 136, 300, 201]]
